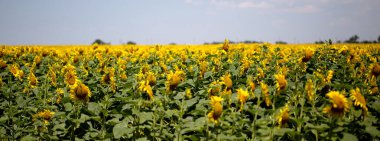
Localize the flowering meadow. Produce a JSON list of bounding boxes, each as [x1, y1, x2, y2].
[[0, 41, 380, 140]]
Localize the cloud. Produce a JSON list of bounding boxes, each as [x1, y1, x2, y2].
[[238, 1, 273, 9], [185, 0, 203, 5], [284, 5, 319, 13]]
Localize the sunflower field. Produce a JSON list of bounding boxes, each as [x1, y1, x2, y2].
[[0, 41, 380, 140]]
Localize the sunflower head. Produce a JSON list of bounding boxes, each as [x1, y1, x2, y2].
[[70, 82, 92, 102], [33, 109, 55, 124], [146, 71, 156, 86], [237, 88, 250, 111], [305, 79, 314, 101], [261, 82, 272, 107], [302, 48, 314, 62], [220, 73, 232, 90], [208, 80, 222, 96], [139, 81, 154, 100], [277, 104, 290, 127], [165, 70, 184, 92], [28, 71, 38, 88], [0, 59, 7, 69], [208, 96, 223, 123], [65, 71, 77, 86], [371, 63, 380, 77], [274, 74, 287, 92], [323, 91, 349, 118], [222, 38, 229, 52], [350, 88, 368, 115], [185, 88, 192, 99], [325, 70, 334, 83]]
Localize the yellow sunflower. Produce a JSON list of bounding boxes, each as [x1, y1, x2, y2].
[[350, 88, 368, 115], [220, 73, 233, 90], [277, 104, 289, 127], [274, 74, 287, 92], [325, 70, 334, 84], [70, 82, 92, 102], [237, 88, 250, 111], [33, 109, 55, 124], [0, 59, 7, 69], [139, 81, 154, 100], [208, 80, 222, 96], [65, 70, 77, 86], [370, 63, 380, 78], [28, 71, 38, 88], [165, 70, 184, 92], [208, 96, 223, 123], [323, 91, 349, 118], [261, 82, 272, 107], [305, 79, 314, 101], [186, 88, 192, 99]]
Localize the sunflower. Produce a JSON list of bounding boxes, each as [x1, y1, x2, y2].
[[323, 91, 349, 118], [305, 79, 314, 101], [257, 68, 265, 79], [120, 71, 127, 81], [350, 88, 368, 115], [70, 82, 92, 102], [186, 87, 192, 99], [325, 70, 334, 84], [301, 48, 314, 62], [146, 71, 156, 86], [370, 63, 380, 77], [65, 70, 77, 86], [207, 96, 223, 123], [237, 88, 249, 111], [261, 82, 272, 107], [0, 76, 3, 87], [274, 74, 287, 92], [220, 73, 232, 91], [56, 88, 64, 104], [0, 59, 7, 69], [222, 38, 229, 52], [101, 68, 116, 92], [47, 67, 57, 87], [208, 80, 222, 96], [33, 109, 55, 124], [28, 71, 38, 88], [198, 61, 208, 78], [165, 70, 185, 92], [240, 57, 251, 75], [9, 64, 20, 77], [34, 55, 42, 65], [277, 104, 289, 127], [139, 81, 154, 100]]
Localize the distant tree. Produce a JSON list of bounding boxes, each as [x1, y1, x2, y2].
[[345, 35, 359, 43], [126, 41, 136, 45], [378, 35, 380, 43], [275, 41, 287, 44], [169, 43, 177, 45], [315, 40, 324, 44], [337, 40, 342, 43], [92, 39, 109, 45]]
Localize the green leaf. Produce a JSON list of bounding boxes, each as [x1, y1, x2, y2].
[[204, 71, 213, 79], [139, 112, 153, 124], [366, 126, 380, 137], [88, 102, 101, 115], [186, 79, 195, 87], [113, 122, 133, 139], [20, 135, 36, 141], [341, 133, 358, 141], [64, 103, 73, 112]]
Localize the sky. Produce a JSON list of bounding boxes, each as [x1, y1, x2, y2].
[[0, 0, 379, 45]]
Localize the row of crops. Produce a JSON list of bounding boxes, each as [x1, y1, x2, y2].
[[0, 41, 379, 140]]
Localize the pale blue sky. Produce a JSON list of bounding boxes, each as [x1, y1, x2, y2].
[[0, 0, 379, 44]]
